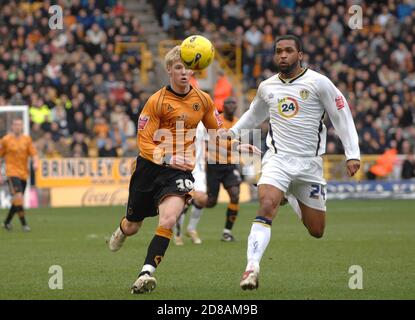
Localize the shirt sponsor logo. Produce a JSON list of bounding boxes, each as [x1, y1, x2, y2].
[[277, 97, 300, 119], [138, 115, 150, 130], [335, 95, 345, 110], [214, 109, 223, 126]]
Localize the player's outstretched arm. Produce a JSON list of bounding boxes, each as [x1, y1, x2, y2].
[[236, 143, 261, 156], [229, 86, 270, 138], [319, 76, 360, 166]]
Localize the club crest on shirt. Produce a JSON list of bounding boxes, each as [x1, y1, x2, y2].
[[166, 104, 174, 112], [277, 97, 300, 119], [300, 89, 309, 100], [192, 103, 201, 111]]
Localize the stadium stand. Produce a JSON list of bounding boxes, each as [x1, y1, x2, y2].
[[0, 0, 151, 158], [0, 0, 414, 169], [152, 0, 415, 159]]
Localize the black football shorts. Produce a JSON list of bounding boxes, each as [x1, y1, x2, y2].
[[125, 156, 194, 222], [206, 164, 242, 201]]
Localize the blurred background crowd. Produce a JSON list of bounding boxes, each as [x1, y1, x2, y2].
[[0, 0, 414, 178], [0, 0, 147, 158], [153, 0, 415, 157]]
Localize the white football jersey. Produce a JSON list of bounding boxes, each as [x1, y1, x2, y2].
[[230, 68, 360, 160], [193, 122, 208, 173]]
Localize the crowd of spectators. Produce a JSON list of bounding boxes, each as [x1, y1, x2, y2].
[[152, 0, 415, 158], [0, 0, 150, 158]]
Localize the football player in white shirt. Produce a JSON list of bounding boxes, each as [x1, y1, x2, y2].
[[228, 35, 361, 290]]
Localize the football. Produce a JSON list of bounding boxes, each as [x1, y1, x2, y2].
[[180, 35, 215, 70]]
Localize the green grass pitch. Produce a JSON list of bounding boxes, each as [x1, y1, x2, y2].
[[1, 200, 414, 300]]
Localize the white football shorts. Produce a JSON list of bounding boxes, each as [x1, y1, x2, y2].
[[192, 163, 207, 193], [258, 152, 327, 211]]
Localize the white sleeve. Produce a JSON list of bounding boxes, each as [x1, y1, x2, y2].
[[229, 85, 270, 138], [319, 76, 360, 160]]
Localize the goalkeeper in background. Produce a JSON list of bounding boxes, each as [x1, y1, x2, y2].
[[0, 118, 38, 232]]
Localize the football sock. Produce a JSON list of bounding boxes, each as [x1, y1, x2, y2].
[[4, 205, 17, 224], [119, 217, 127, 235], [246, 216, 272, 272], [225, 203, 239, 230], [187, 205, 203, 232], [175, 213, 185, 237], [19, 216, 27, 226], [142, 226, 172, 274], [15, 206, 26, 226], [139, 266, 155, 276]]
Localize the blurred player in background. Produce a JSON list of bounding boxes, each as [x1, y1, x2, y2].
[[206, 97, 242, 242], [108, 46, 258, 294], [174, 122, 208, 246], [227, 35, 361, 290], [0, 118, 38, 232]]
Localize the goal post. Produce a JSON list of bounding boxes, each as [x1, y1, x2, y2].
[[0, 106, 31, 208]]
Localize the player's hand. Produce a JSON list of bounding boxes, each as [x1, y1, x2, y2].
[[217, 128, 230, 139], [346, 159, 360, 177], [237, 144, 262, 156], [169, 154, 194, 171]]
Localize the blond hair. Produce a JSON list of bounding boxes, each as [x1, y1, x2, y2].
[[165, 45, 181, 69]]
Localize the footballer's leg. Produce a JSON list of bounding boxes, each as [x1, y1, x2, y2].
[[222, 185, 240, 242], [186, 191, 207, 244], [205, 174, 220, 209], [3, 195, 18, 231], [15, 192, 30, 232], [298, 202, 325, 238], [174, 211, 185, 246], [17, 179, 29, 231], [185, 165, 208, 244], [240, 184, 285, 290], [108, 180, 150, 251], [221, 165, 242, 241], [3, 178, 25, 231], [132, 195, 185, 294], [290, 181, 326, 238], [109, 218, 142, 252], [12, 179, 30, 231], [109, 164, 149, 251]]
